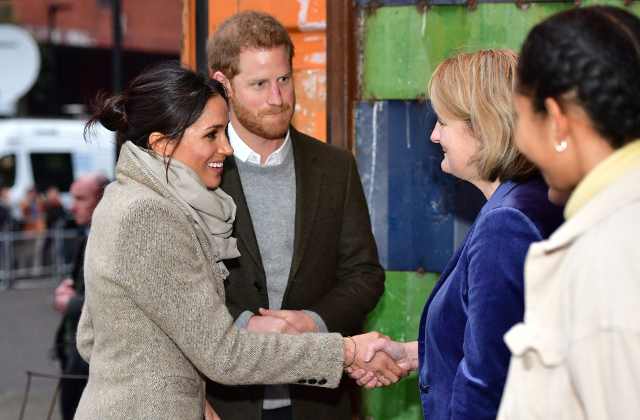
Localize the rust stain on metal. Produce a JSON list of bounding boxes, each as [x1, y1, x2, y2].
[[467, 0, 477, 11], [417, 93, 426, 104], [417, 1, 427, 12], [369, 94, 378, 105], [369, 2, 379, 14]]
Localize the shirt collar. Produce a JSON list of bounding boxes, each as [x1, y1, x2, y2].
[[228, 122, 291, 167]]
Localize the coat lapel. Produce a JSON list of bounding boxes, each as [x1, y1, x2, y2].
[[288, 128, 322, 282], [219, 155, 264, 272]]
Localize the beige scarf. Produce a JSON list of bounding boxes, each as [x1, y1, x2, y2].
[[124, 142, 240, 277]]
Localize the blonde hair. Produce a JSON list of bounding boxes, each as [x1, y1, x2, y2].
[[429, 49, 536, 182]]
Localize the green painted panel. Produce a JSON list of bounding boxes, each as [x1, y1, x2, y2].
[[362, 0, 640, 99], [362, 270, 440, 420]]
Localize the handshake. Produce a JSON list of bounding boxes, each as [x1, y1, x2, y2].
[[342, 332, 419, 389], [248, 309, 418, 390]]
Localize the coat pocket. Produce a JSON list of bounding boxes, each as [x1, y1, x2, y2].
[[504, 322, 565, 367], [162, 376, 200, 397], [501, 323, 572, 419]]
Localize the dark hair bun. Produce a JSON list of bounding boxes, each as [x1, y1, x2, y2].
[[94, 92, 128, 132]]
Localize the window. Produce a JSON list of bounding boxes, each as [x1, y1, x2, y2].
[[0, 154, 16, 188], [30, 153, 74, 193]]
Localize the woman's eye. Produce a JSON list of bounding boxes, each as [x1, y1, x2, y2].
[[206, 131, 217, 139]]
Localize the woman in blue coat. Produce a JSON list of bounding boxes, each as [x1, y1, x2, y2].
[[348, 50, 564, 419]]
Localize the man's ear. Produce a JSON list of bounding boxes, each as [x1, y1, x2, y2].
[[149, 132, 171, 156], [213, 71, 232, 97]]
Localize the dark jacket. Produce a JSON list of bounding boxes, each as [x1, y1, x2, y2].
[[207, 127, 385, 420], [418, 178, 564, 420], [55, 232, 89, 376]]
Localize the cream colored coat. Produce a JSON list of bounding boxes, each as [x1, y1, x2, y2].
[[74, 146, 344, 420], [498, 166, 640, 420]]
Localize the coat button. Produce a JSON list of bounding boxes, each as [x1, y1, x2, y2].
[[253, 281, 262, 291], [420, 385, 429, 394], [308, 379, 317, 384], [297, 379, 307, 384], [318, 379, 327, 385]]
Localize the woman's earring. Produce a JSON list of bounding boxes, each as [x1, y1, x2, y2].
[[554, 140, 567, 152]]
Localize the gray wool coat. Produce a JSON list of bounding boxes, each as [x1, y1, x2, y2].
[[74, 145, 345, 420]]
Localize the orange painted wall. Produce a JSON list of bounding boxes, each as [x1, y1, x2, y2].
[[207, 0, 327, 141]]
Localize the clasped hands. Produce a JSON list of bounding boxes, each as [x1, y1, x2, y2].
[[247, 308, 415, 390], [345, 338, 419, 389]]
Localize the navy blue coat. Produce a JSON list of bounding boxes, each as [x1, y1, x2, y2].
[[417, 178, 564, 420]]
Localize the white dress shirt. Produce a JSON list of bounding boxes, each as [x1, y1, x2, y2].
[[227, 122, 291, 167]]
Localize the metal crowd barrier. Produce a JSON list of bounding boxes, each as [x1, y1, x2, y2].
[[0, 227, 79, 291]]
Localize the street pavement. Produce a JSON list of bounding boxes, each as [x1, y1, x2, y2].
[[0, 283, 63, 420]]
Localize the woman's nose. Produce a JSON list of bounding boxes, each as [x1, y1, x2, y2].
[[219, 131, 234, 156], [430, 122, 441, 144]]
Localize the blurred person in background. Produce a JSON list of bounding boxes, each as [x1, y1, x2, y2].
[[497, 6, 640, 419], [18, 186, 47, 274], [205, 11, 385, 420], [45, 186, 67, 229], [53, 172, 109, 420], [0, 185, 15, 231]]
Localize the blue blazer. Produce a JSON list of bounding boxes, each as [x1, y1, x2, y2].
[[417, 178, 564, 420]]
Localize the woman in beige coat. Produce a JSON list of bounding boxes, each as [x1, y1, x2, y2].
[[75, 61, 406, 420], [497, 6, 640, 419]]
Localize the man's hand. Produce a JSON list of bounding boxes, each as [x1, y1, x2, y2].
[[258, 308, 318, 333], [205, 400, 221, 420], [54, 279, 76, 315], [343, 332, 410, 390], [246, 314, 301, 335]]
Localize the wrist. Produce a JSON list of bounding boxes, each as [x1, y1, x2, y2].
[[343, 336, 356, 368]]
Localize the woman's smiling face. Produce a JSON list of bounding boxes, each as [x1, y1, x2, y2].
[[164, 96, 234, 189], [430, 118, 481, 183]]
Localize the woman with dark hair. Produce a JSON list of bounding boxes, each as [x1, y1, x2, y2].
[[497, 6, 640, 419], [349, 50, 564, 420], [75, 61, 406, 419]]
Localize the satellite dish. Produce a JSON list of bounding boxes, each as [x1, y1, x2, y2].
[[0, 24, 41, 116]]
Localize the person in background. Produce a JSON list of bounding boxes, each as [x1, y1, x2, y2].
[[0, 185, 15, 231], [18, 187, 47, 274], [349, 50, 564, 420], [497, 6, 640, 419], [45, 186, 66, 229], [73, 61, 406, 420], [205, 11, 386, 420], [53, 172, 109, 420]]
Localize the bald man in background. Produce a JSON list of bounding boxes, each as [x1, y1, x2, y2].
[[53, 172, 110, 420]]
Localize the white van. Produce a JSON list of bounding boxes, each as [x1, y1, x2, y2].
[[0, 118, 116, 215]]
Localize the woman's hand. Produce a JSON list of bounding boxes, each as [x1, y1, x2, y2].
[[347, 339, 419, 389], [246, 314, 301, 334], [343, 332, 410, 389], [258, 308, 318, 333], [205, 400, 221, 420]]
